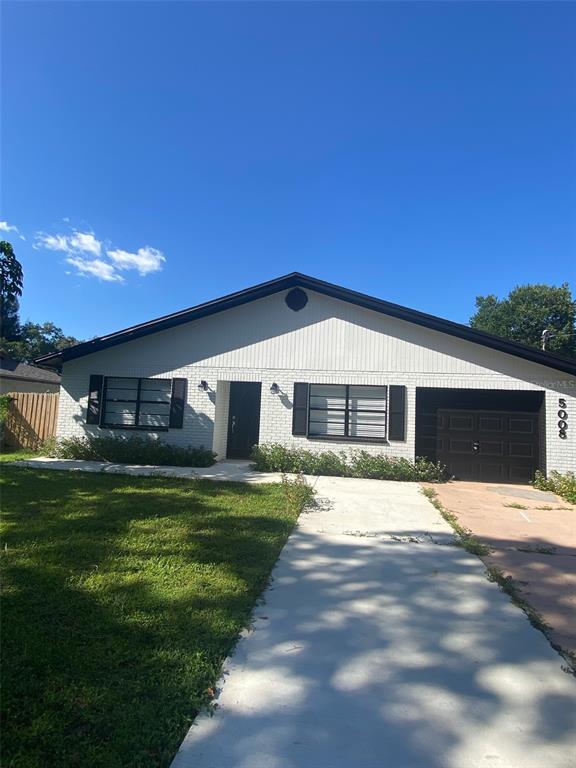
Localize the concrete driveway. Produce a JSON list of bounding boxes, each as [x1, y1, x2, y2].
[[172, 476, 576, 768], [429, 482, 576, 655]]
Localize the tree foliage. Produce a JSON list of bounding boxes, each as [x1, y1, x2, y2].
[[470, 283, 576, 358], [0, 322, 81, 364], [0, 241, 24, 341]]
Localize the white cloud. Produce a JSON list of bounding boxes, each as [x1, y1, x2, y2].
[[0, 221, 25, 240], [65, 257, 124, 282], [35, 233, 71, 252], [35, 230, 102, 256], [69, 231, 102, 256], [107, 246, 166, 276], [34, 225, 166, 283]]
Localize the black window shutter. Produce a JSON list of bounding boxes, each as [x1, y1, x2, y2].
[[169, 378, 187, 428], [292, 382, 309, 436], [87, 375, 103, 425], [388, 385, 407, 441]]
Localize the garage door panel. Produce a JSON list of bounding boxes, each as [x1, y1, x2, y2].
[[509, 418, 534, 433], [509, 442, 534, 458], [479, 441, 504, 456], [479, 416, 504, 432], [448, 438, 475, 454], [509, 464, 536, 484], [447, 414, 474, 430], [478, 462, 507, 483], [437, 409, 539, 483], [446, 459, 479, 481]]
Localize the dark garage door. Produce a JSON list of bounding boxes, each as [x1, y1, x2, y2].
[[437, 409, 540, 483]]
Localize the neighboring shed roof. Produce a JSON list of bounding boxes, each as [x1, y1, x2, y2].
[[0, 357, 61, 385], [34, 272, 576, 376]]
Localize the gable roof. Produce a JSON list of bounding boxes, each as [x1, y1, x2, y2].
[[0, 356, 61, 384], [35, 272, 576, 375]]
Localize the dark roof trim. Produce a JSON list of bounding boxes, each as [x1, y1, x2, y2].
[[35, 272, 576, 375]]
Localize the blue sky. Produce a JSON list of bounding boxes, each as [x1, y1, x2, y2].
[[2, 1, 575, 341]]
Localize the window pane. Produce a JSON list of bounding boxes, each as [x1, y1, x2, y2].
[[308, 409, 345, 436], [349, 411, 386, 425], [349, 409, 386, 438], [140, 379, 172, 402], [349, 422, 387, 438], [138, 412, 170, 428], [104, 403, 137, 426], [310, 384, 346, 410], [106, 378, 138, 402], [107, 377, 138, 390], [138, 402, 170, 416], [349, 386, 387, 412], [138, 402, 170, 428]]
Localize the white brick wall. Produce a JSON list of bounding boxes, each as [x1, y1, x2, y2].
[[55, 289, 576, 474]]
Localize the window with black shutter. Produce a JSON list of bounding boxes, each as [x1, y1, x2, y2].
[[99, 376, 184, 430], [308, 384, 388, 441]]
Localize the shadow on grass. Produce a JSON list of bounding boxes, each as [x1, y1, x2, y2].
[[3, 468, 575, 768], [1, 467, 296, 768]]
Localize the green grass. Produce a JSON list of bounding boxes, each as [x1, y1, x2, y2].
[[420, 487, 490, 556], [0, 448, 39, 462], [0, 467, 302, 768]]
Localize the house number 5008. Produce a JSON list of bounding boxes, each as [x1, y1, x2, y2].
[[558, 398, 568, 439]]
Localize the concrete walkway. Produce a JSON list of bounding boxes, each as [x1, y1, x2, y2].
[[13, 457, 284, 483], [172, 476, 576, 768], [16, 458, 576, 766]]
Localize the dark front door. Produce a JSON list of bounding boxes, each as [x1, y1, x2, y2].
[[227, 382, 262, 459], [437, 409, 539, 483]]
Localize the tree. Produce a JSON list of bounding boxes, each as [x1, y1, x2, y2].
[[0, 241, 23, 340], [0, 322, 82, 364], [470, 283, 576, 358]]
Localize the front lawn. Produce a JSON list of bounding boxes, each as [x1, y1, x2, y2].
[[0, 467, 301, 768], [0, 448, 39, 462]]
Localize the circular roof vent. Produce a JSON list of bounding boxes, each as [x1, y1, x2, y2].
[[285, 287, 308, 312]]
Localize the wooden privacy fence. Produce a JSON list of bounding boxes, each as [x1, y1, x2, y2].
[[4, 392, 59, 449]]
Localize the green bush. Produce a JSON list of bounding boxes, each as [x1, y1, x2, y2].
[[348, 451, 448, 481], [281, 472, 316, 513], [533, 470, 576, 504], [44, 435, 216, 468], [251, 443, 447, 482]]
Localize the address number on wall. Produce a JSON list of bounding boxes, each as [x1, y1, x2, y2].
[[558, 398, 568, 440]]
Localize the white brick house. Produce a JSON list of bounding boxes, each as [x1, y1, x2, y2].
[[37, 273, 576, 482]]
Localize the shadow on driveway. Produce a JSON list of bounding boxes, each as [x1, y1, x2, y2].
[[427, 481, 576, 656], [173, 528, 576, 768]]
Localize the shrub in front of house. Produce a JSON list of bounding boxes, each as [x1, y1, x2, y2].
[[348, 451, 448, 482], [251, 443, 447, 482], [43, 435, 217, 467], [532, 470, 576, 504]]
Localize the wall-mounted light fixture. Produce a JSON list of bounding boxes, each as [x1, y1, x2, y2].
[[198, 380, 209, 391], [270, 382, 280, 394]]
